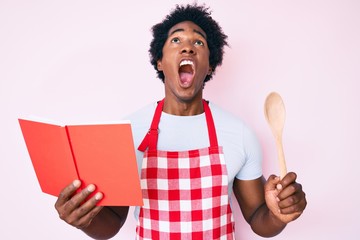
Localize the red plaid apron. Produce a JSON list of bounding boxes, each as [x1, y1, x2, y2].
[[136, 99, 234, 240]]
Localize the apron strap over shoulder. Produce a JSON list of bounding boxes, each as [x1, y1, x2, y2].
[[203, 99, 218, 148], [137, 99, 164, 152]]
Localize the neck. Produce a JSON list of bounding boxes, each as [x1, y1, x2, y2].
[[163, 96, 204, 116]]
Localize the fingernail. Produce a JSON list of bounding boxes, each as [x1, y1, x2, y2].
[[276, 184, 282, 190], [95, 192, 103, 201], [73, 180, 81, 188], [87, 184, 95, 192], [276, 197, 280, 202]]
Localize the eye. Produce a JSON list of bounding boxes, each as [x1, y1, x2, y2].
[[195, 40, 204, 46], [171, 37, 180, 43]]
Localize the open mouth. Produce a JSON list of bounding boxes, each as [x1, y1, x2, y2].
[[178, 60, 194, 86]]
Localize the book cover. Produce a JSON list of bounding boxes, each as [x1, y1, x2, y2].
[[18, 119, 143, 206]]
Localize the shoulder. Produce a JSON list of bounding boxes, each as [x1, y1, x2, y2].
[[208, 101, 248, 133], [208, 101, 260, 148], [124, 102, 157, 144], [126, 102, 156, 126]]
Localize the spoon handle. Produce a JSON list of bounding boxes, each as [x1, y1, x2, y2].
[[276, 138, 287, 179]]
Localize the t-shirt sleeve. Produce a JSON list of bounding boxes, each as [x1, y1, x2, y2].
[[235, 126, 263, 180]]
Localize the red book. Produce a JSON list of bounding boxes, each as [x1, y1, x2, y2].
[[18, 118, 143, 206]]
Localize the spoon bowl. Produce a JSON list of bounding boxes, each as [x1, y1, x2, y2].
[[264, 92, 287, 179]]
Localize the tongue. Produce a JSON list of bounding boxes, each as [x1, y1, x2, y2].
[[180, 72, 193, 84]]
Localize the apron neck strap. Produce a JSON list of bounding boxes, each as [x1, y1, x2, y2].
[[138, 99, 218, 152], [203, 99, 219, 148]]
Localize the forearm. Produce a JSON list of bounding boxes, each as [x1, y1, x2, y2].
[[249, 203, 286, 238], [82, 206, 129, 240]]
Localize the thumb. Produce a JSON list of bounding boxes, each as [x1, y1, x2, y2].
[[264, 174, 281, 192]]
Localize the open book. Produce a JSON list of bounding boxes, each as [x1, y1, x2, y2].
[[18, 118, 143, 206]]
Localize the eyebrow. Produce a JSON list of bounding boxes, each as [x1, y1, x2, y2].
[[169, 28, 207, 39]]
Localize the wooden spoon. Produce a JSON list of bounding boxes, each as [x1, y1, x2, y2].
[[264, 92, 287, 179]]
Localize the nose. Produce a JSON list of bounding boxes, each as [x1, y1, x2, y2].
[[181, 42, 195, 54]]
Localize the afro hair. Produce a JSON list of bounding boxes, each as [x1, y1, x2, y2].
[[149, 4, 228, 83]]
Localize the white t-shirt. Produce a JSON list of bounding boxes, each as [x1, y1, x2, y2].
[[127, 101, 263, 219]]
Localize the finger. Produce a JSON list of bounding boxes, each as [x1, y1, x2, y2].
[[63, 184, 97, 214], [76, 205, 104, 229], [264, 174, 280, 192], [55, 180, 81, 209], [278, 189, 302, 209], [278, 183, 307, 215], [278, 182, 303, 201], [73, 192, 104, 219], [279, 172, 297, 189], [69, 192, 104, 229], [279, 195, 307, 215]]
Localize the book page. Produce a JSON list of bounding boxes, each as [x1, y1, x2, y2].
[[66, 123, 143, 206], [18, 119, 79, 196]]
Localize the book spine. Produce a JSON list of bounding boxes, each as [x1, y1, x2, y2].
[[65, 126, 81, 181]]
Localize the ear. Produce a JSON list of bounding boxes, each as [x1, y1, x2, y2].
[[207, 67, 213, 75], [157, 60, 163, 71]]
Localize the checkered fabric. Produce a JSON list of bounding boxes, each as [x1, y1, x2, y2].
[[136, 148, 234, 240], [136, 99, 234, 240]]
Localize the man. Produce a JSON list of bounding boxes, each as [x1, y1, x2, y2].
[[55, 4, 307, 239]]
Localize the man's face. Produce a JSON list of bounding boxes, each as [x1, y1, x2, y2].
[[157, 21, 212, 103]]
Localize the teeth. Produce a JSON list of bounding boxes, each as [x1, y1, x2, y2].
[[180, 60, 194, 67]]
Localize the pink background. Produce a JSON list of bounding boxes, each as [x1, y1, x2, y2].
[[1, 0, 359, 239]]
